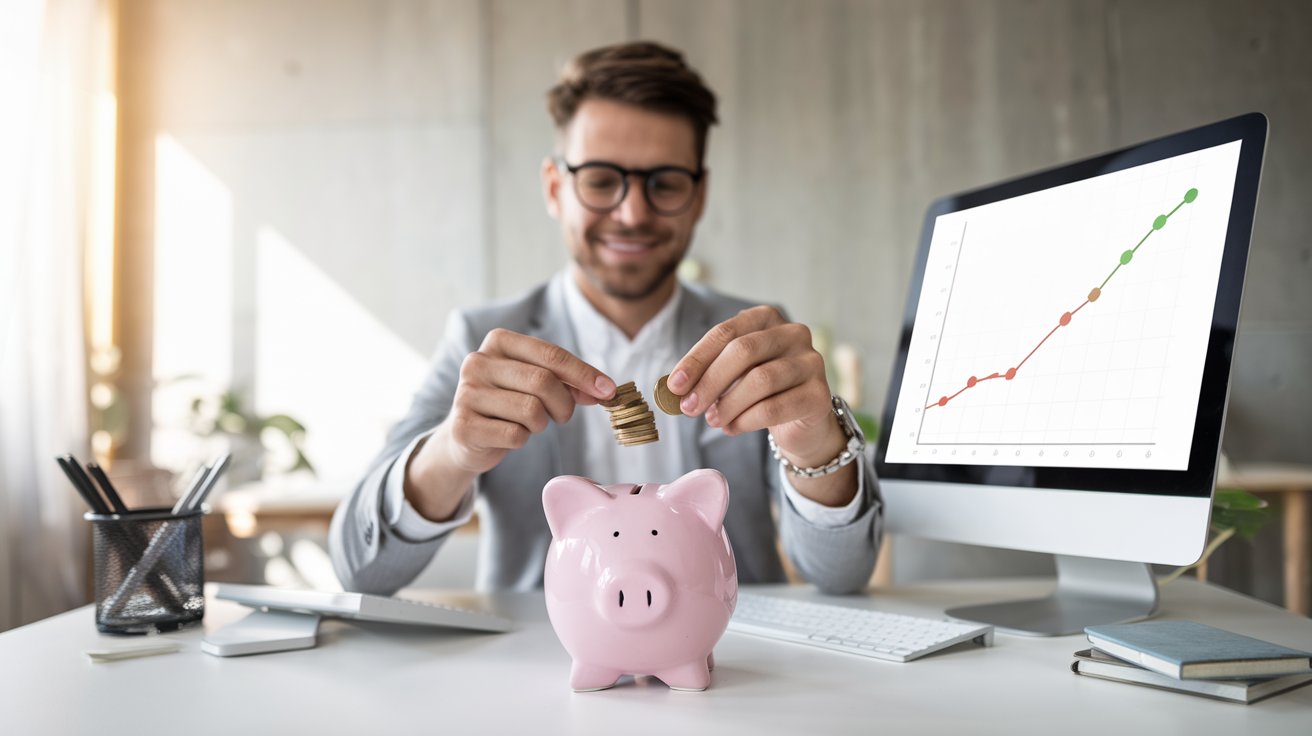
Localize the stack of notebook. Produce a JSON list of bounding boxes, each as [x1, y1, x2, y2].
[[1072, 621, 1312, 704]]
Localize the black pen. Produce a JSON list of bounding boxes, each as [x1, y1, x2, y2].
[[87, 463, 130, 514], [56, 456, 110, 514], [63, 455, 113, 514]]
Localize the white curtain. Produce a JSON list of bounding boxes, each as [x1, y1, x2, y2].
[[0, 0, 105, 631]]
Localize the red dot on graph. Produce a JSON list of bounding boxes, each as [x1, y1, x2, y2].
[[938, 396, 949, 407], [967, 376, 978, 388], [1005, 368, 1017, 380], [1060, 311, 1072, 326]]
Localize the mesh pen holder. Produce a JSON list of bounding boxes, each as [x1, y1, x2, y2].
[[87, 507, 207, 634]]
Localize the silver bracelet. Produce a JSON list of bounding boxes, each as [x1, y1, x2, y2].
[[767, 396, 866, 479]]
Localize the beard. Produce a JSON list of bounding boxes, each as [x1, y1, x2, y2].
[[573, 224, 688, 302]]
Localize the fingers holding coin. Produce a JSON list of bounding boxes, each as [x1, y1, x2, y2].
[[446, 329, 617, 472], [666, 306, 835, 438]]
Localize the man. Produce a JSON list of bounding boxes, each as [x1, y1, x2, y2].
[[330, 41, 882, 595]]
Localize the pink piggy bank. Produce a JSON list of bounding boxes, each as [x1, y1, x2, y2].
[[542, 468, 738, 692]]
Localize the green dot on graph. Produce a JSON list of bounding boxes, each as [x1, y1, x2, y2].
[[1184, 187, 1198, 203], [1153, 215, 1168, 230], [1120, 250, 1134, 265]]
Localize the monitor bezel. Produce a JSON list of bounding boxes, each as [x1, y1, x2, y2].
[[875, 112, 1268, 499]]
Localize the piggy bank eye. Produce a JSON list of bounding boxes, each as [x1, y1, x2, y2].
[[612, 531, 619, 538], [651, 530, 658, 536]]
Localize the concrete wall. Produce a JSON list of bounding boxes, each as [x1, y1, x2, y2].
[[117, 0, 1311, 591]]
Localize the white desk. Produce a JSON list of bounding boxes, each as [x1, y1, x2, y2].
[[2, 579, 1309, 735]]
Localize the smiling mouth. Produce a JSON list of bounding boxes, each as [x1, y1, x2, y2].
[[599, 239, 657, 254]]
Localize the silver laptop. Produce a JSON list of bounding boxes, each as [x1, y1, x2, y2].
[[203, 584, 511, 657]]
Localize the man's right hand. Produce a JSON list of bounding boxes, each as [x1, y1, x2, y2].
[[404, 328, 616, 522]]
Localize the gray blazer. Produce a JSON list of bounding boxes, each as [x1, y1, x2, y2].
[[329, 275, 883, 595]]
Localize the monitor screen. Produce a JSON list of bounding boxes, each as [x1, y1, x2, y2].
[[885, 141, 1240, 474], [877, 113, 1267, 505]]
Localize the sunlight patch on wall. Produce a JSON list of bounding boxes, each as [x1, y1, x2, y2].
[[151, 133, 233, 473], [255, 225, 428, 484]]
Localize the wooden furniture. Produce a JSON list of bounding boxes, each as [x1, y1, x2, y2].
[[1218, 463, 1312, 616]]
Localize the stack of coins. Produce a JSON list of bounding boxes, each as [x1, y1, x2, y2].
[[600, 381, 659, 446]]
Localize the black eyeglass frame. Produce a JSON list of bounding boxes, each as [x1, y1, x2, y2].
[[554, 158, 706, 216]]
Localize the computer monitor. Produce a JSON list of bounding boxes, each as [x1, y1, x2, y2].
[[875, 113, 1267, 636]]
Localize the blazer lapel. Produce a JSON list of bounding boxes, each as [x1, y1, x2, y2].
[[674, 285, 715, 472], [530, 274, 586, 478]]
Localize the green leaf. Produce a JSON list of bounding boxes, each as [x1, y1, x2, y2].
[[290, 449, 316, 475], [1214, 487, 1267, 511], [853, 411, 880, 443], [262, 414, 307, 437], [1211, 488, 1271, 542]]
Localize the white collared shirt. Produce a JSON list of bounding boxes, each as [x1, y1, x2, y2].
[[383, 275, 861, 541]]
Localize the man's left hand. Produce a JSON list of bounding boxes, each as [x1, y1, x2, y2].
[[666, 305, 846, 472]]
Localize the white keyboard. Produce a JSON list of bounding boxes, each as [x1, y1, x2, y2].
[[729, 593, 993, 663]]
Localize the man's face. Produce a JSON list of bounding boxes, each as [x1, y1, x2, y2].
[[544, 98, 706, 302]]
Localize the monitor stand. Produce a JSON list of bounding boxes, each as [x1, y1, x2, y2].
[[946, 555, 1159, 636]]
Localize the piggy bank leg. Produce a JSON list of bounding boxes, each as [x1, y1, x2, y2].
[[570, 660, 622, 692], [656, 658, 712, 692], [707, 652, 715, 671]]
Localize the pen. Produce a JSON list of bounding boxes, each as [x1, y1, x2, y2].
[[87, 463, 130, 514], [172, 462, 212, 516], [56, 456, 110, 514], [186, 453, 229, 513], [64, 455, 114, 514]]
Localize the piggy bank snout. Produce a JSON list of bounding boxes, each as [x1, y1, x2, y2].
[[594, 561, 673, 629]]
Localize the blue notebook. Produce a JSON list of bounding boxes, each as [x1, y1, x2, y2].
[[1085, 621, 1312, 680]]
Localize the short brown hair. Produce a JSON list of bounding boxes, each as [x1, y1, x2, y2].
[[547, 41, 718, 166]]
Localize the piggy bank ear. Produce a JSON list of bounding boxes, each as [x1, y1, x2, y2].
[[656, 469, 729, 530], [542, 475, 614, 538]]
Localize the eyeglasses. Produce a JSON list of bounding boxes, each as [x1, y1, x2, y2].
[[555, 158, 704, 216]]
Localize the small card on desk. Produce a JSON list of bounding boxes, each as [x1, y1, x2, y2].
[[1084, 621, 1312, 680]]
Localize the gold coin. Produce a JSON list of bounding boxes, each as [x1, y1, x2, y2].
[[603, 404, 650, 422], [602, 392, 642, 410], [620, 435, 660, 447], [617, 434, 659, 445], [653, 374, 683, 416], [603, 396, 645, 414], [614, 399, 649, 415], [614, 426, 658, 439], [611, 411, 655, 429], [600, 383, 638, 407]]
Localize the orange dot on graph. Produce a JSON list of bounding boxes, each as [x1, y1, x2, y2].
[[1088, 287, 1101, 302], [937, 396, 949, 407], [1005, 367, 1017, 380], [967, 376, 978, 388], [1060, 311, 1072, 326]]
